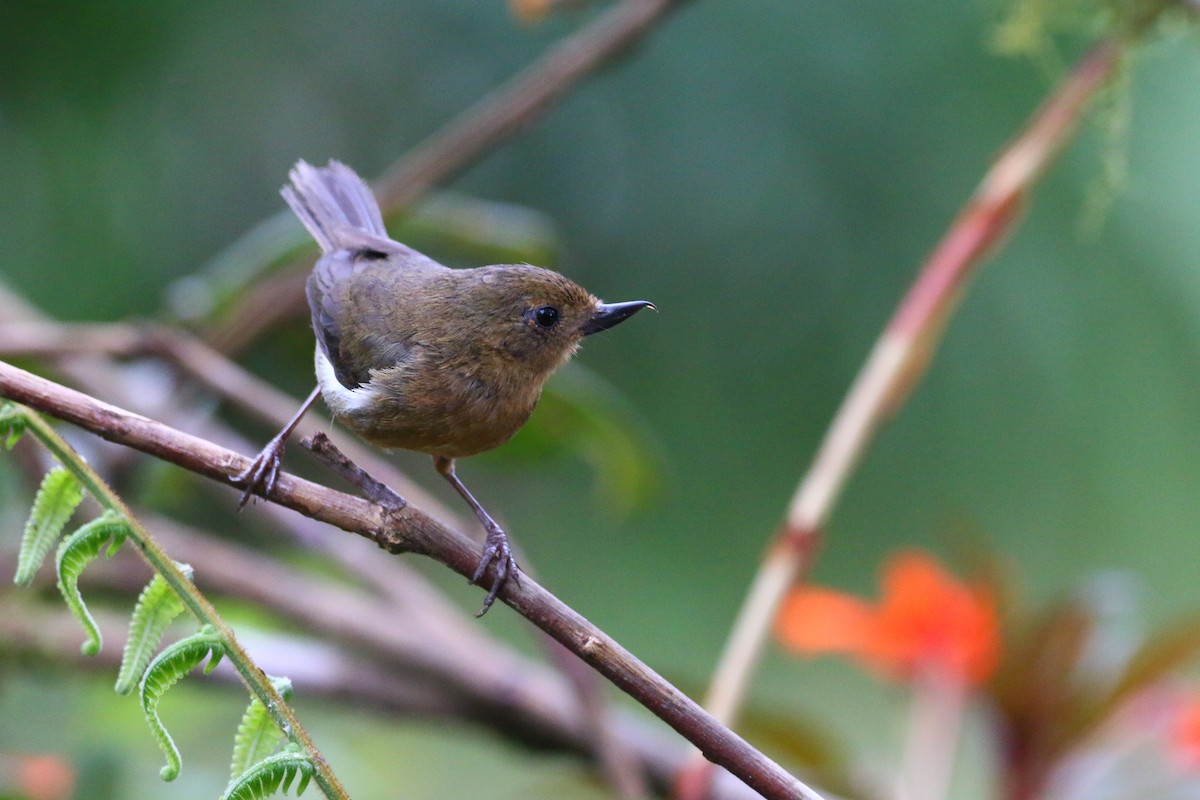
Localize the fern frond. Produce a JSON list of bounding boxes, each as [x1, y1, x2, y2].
[[221, 745, 314, 800], [115, 565, 194, 695], [55, 510, 130, 655], [0, 402, 26, 449], [229, 676, 294, 786], [14, 466, 85, 586], [140, 624, 225, 781]]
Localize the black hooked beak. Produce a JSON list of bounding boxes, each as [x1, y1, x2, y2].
[[582, 300, 656, 336]]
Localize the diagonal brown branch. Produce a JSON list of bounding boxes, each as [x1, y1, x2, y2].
[[0, 588, 768, 800], [0, 360, 823, 800], [676, 36, 1124, 800], [207, 0, 691, 352], [376, 0, 689, 210]]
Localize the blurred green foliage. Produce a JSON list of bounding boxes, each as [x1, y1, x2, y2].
[[3, 0, 1200, 797]]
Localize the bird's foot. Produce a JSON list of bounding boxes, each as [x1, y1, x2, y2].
[[469, 526, 520, 616], [234, 435, 286, 510]]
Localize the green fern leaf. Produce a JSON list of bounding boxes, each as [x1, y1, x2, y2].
[[115, 565, 194, 695], [221, 745, 314, 800], [15, 466, 85, 586], [55, 510, 130, 655], [140, 624, 225, 782], [229, 677, 294, 786], [0, 402, 26, 449]]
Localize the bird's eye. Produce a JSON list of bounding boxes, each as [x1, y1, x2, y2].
[[533, 306, 560, 328]]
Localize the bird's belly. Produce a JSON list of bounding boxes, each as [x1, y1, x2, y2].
[[314, 348, 535, 458]]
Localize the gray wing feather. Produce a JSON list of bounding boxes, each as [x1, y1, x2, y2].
[[285, 160, 441, 389], [281, 160, 440, 270], [282, 160, 386, 252], [305, 250, 360, 387]]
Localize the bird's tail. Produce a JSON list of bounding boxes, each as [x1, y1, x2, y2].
[[282, 160, 389, 254]]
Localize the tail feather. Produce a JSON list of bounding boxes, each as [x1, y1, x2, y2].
[[282, 160, 389, 254]]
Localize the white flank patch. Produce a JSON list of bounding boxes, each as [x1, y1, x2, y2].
[[314, 348, 377, 415]]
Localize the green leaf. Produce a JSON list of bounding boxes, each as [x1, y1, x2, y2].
[[115, 566, 194, 695], [221, 745, 314, 800], [0, 403, 27, 449], [55, 510, 130, 655], [140, 624, 225, 782], [229, 677, 294, 787], [14, 466, 85, 586]]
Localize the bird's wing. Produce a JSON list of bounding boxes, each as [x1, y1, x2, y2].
[[306, 249, 355, 388], [306, 251, 436, 390], [287, 160, 448, 389]]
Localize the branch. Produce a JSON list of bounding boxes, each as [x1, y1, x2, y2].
[[0, 321, 465, 526], [0, 360, 823, 800], [676, 36, 1124, 799], [0, 306, 653, 795], [374, 0, 690, 211], [0, 590, 767, 800], [5, 404, 349, 798], [205, 0, 690, 351]]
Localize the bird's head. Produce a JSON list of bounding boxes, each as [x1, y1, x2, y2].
[[462, 265, 654, 376]]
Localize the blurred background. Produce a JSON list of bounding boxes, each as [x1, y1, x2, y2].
[[2, 1, 1200, 798]]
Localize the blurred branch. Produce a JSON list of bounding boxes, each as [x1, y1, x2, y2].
[[0, 310, 654, 796], [7, 404, 350, 798], [0, 588, 766, 800], [0, 316, 654, 795], [897, 672, 966, 800], [0, 320, 461, 526], [125, 3, 686, 780], [0, 522, 656, 796], [204, 0, 690, 351], [548, 635, 651, 799], [0, 360, 823, 800], [677, 37, 1125, 799], [0, 305, 487, 616], [373, 0, 687, 211]]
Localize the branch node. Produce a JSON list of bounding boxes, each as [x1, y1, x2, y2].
[[302, 433, 407, 511]]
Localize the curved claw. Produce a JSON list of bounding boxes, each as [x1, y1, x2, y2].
[[234, 437, 286, 510], [470, 529, 520, 616]]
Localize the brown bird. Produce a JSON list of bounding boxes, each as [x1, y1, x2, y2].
[[237, 160, 653, 614]]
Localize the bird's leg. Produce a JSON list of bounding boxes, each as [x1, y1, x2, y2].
[[234, 386, 321, 509], [435, 456, 519, 616]]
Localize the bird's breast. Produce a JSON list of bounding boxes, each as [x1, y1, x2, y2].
[[314, 347, 541, 458]]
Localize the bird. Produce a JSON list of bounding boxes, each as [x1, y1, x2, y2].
[[235, 160, 654, 614]]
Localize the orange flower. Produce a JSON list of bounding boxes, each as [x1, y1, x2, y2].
[[775, 550, 999, 686], [1171, 693, 1200, 769]]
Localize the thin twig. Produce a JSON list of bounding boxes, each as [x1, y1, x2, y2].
[[0, 320, 463, 526], [7, 405, 349, 799], [0, 588, 766, 800], [896, 670, 966, 800], [206, 0, 690, 352], [0, 360, 823, 800], [0, 311, 654, 794], [180, 5, 691, 785], [307, 431, 650, 798], [305, 432, 407, 508], [547, 635, 652, 799], [676, 37, 1124, 799], [374, 0, 689, 211]]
